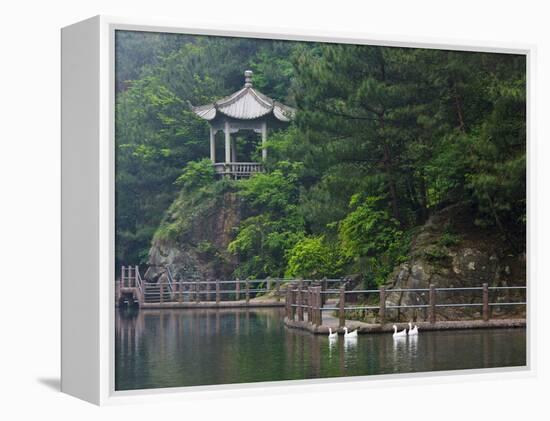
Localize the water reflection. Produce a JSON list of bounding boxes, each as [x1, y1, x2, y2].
[[344, 336, 358, 351], [115, 308, 526, 391], [328, 336, 337, 356], [408, 335, 418, 356]]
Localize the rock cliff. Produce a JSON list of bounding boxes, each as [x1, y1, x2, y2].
[[384, 203, 526, 321], [146, 182, 241, 282]]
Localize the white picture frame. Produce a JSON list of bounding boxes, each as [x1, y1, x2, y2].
[[61, 15, 534, 405]]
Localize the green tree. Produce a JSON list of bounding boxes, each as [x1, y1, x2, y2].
[[337, 195, 407, 285], [228, 162, 305, 278], [285, 236, 344, 279]]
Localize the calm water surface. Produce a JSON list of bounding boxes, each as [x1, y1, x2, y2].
[[115, 308, 526, 390]]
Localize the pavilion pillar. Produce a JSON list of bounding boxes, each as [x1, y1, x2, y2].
[[224, 121, 231, 163], [209, 128, 216, 163], [231, 137, 237, 162], [261, 121, 267, 160]]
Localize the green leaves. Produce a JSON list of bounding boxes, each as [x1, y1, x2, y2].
[[285, 236, 345, 279], [174, 159, 215, 192], [228, 213, 305, 278], [337, 195, 408, 285], [339, 195, 402, 258], [228, 162, 306, 278], [238, 161, 302, 213]]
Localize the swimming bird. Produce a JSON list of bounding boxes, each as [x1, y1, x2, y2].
[[328, 327, 338, 339], [343, 327, 358, 338], [408, 322, 419, 336], [392, 324, 407, 338]]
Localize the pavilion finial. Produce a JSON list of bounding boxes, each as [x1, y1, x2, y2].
[[244, 70, 253, 88]]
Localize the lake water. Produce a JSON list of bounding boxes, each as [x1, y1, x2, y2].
[[115, 307, 526, 391]]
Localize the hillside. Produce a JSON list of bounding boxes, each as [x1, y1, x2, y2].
[[114, 34, 526, 288]]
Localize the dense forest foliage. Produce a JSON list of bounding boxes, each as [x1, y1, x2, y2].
[[115, 31, 526, 285]]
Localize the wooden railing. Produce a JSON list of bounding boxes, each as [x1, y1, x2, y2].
[[135, 266, 144, 304], [165, 265, 175, 296], [171, 278, 276, 304], [118, 265, 144, 305], [165, 277, 349, 304], [213, 162, 263, 179], [285, 282, 527, 327], [118, 266, 350, 306]]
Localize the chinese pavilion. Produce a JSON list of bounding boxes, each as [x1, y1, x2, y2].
[[191, 70, 295, 178]]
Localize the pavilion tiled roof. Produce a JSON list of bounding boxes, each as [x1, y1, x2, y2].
[[191, 71, 295, 122]]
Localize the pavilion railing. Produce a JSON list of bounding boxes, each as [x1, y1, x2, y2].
[[213, 162, 264, 178]]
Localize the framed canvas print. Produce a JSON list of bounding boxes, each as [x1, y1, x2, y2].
[[61, 16, 531, 405]]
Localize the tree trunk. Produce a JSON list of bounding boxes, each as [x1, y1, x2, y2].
[[379, 116, 401, 224], [486, 193, 519, 253], [417, 173, 429, 223], [451, 83, 466, 133]]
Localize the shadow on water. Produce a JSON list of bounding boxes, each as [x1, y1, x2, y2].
[[115, 307, 526, 391]]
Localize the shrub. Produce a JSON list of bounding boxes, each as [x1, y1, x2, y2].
[[285, 236, 344, 279]]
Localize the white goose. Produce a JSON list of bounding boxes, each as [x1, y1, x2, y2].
[[408, 322, 419, 336], [328, 327, 338, 339], [343, 327, 358, 338], [392, 324, 407, 338]]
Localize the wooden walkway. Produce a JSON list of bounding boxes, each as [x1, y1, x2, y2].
[[116, 265, 347, 309], [284, 315, 526, 334], [139, 298, 284, 309], [283, 281, 526, 334], [117, 266, 526, 333], [283, 297, 526, 334]]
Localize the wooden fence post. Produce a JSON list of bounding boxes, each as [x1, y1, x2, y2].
[[312, 287, 317, 326], [429, 284, 436, 324], [339, 285, 345, 328], [206, 280, 211, 301], [307, 287, 313, 324], [195, 279, 200, 303], [321, 277, 327, 305], [318, 286, 323, 326], [379, 286, 386, 325], [291, 283, 296, 320], [297, 280, 304, 321], [275, 279, 281, 302], [314, 286, 318, 325], [216, 279, 220, 304], [245, 279, 250, 304], [160, 282, 164, 305], [482, 283, 489, 322], [317, 283, 322, 325], [285, 282, 292, 319], [115, 279, 120, 304], [135, 265, 139, 289], [304, 286, 309, 323], [178, 279, 182, 304], [236, 278, 240, 301], [121, 266, 125, 288], [267, 277, 272, 292], [310, 286, 316, 326]]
